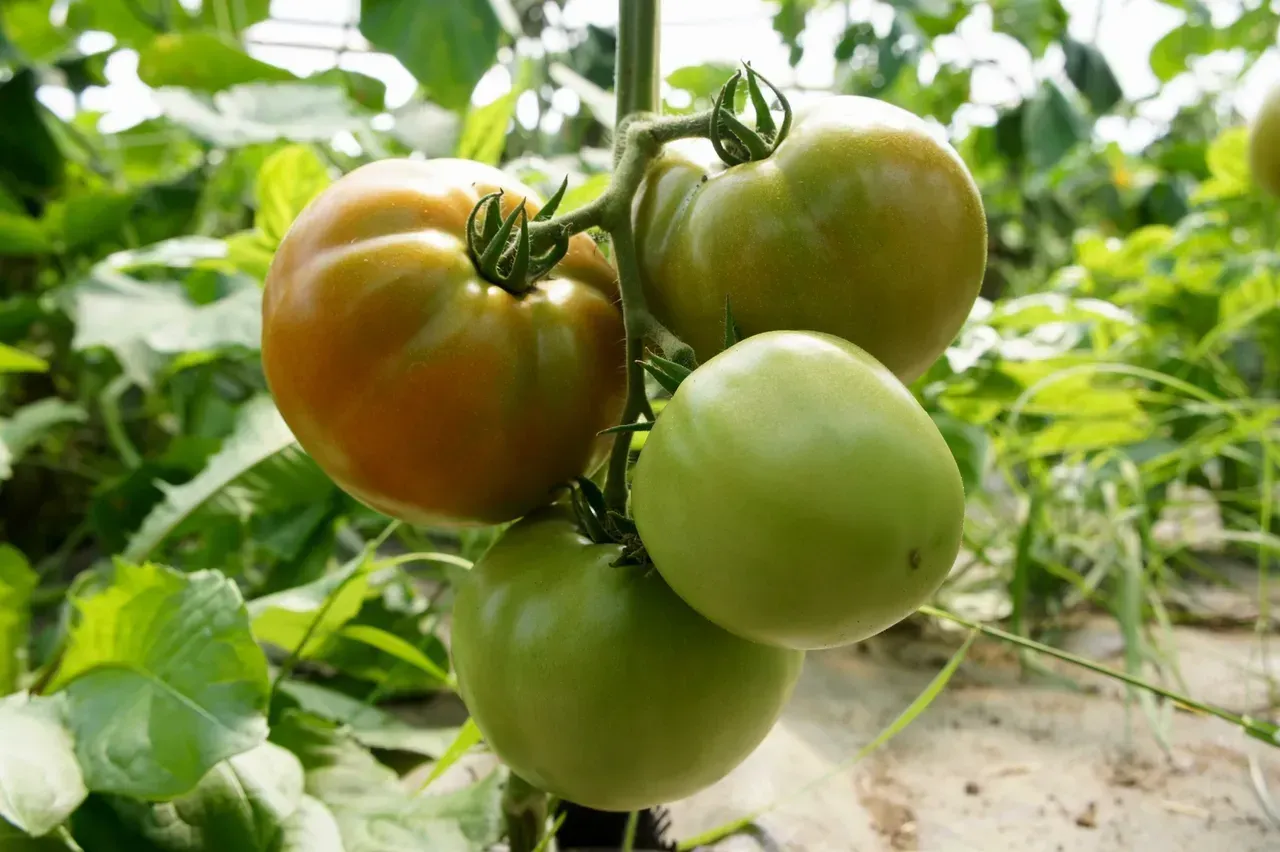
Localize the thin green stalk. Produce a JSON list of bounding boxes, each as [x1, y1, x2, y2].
[[621, 810, 640, 852], [918, 605, 1280, 746]]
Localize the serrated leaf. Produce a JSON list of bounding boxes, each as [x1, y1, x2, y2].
[[255, 146, 332, 245], [0, 693, 87, 837], [0, 546, 37, 694], [123, 397, 298, 562], [48, 562, 269, 799]]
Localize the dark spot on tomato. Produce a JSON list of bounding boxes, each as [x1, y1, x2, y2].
[[909, 549, 921, 570]]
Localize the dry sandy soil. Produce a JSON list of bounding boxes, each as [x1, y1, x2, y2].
[[665, 616, 1280, 851]]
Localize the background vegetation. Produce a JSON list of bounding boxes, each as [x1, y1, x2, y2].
[[0, 0, 1277, 850]]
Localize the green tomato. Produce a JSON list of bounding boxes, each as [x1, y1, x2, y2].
[[1251, 82, 1280, 198], [631, 331, 965, 650], [633, 96, 988, 384], [449, 508, 804, 812]]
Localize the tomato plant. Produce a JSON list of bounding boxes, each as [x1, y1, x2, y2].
[[633, 96, 988, 383], [262, 158, 627, 527], [1251, 82, 1280, 197], [631, 331, 966, 650], [449, 507, 804, 812]]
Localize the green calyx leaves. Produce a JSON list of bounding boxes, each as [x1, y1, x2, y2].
[[465, 178, 570, 295], [567, 478, 649, 566], [710, 63, 793, 167]]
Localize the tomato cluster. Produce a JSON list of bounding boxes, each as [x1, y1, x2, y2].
[[262, 93, 984, 813]]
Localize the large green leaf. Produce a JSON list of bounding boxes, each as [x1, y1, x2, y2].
[[153, 84, 367, 147], [107, 742, 304, 851], [1063, 36, 1122, 114], [254, 145, 332, 245], [1, 0, 70, 63], [47, 562, 270, 799], [0, 68, 64, 198], [65, 0, 271, 45], [1022, 81, 1087, 171], [1149, 6, 1279, 82], [123, 396, 302, 562], [0, 546, 37, 694], [0, 212, 51, 255], [138, 32, 295, 92], [989, 0, 1068, 56], [360, 0, 501, 111], [0, 694, 87, 837]]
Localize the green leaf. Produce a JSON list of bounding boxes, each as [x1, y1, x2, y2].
[[416, 719, 481, 792], [123, 397, 300, 562], [1022, 81, 1087, 171], [254, 145, 332, 245], [55, 189, 137, 251], [280, 796, 345, 852], [107, 742, 304, 851], [0, 343, 47, 374], [271, 711, 501, 852], [0, 399, 88, 480], [989, 0, 1068, 56], [2, 0, 70, 63], [138, 32, 295, 92], [0, 212, 52, 255], [1150, 6, 1279, 82], [360, 0, 502, 112], [0, 693, 87, 837], [225, 230, 278, 280], [0, 546, 37, 694], [276, 680, 458, 758], [153, 85, 366, 148], [68, 270, 262, 380], [248, 554, 373, 660], [334, 625, 451, 684], [772, 0, 817, 66], [456, 61, 532, 166], [0, 68, 65, 198], [47, 562, 270, 799], [1063, 36, 1122, 114], [558, 173, 611, 214], [1192, 127, 1250, 203], [0, 818, 79, 850], [666, 63, 738, 102]]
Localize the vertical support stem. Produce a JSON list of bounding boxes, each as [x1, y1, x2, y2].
[[616, 0, 661, 124]]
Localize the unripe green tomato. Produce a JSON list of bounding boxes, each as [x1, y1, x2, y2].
[[449, 508, 804, 812], [1251, 82, 1280, 197], [633, 96, 988, 384], [631, 331, 965, 650]]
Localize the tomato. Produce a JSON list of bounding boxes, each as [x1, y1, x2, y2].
[[631, 331, 965, 650], [449, 507, 804, 812], [262, 159, 626, 527], [1251, 83, 1280, 198], [633, 96, 987, 384]]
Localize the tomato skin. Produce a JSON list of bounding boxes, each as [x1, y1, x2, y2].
[[262, 159, 626, 527], [1252, 83, 1280, 198], [633, 96, 987, 384], [449, 508, 804, 812], [631, 331, 965, 651]]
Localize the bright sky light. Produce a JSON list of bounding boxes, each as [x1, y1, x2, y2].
[[49, 0, 1280, 151]]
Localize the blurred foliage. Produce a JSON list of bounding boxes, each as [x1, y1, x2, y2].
[[0, 0, 1278, 848]]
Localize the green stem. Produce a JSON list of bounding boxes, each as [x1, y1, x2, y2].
[[503, 773, 548, 852], [918, 605, 1279, 745], [616, 0, 661, 125], [603, 216, 651, 513]]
